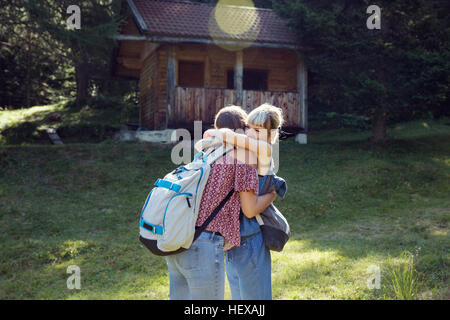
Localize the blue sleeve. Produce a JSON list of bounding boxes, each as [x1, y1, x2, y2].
[[272, 175, 287, 198]]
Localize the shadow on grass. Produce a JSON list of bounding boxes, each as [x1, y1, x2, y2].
[[0, 119, 448, 299], [1, 98, 139, 145], [0, 236, 170, 299]]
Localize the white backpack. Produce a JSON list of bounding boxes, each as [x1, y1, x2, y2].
[[139, 145, 234, 256]]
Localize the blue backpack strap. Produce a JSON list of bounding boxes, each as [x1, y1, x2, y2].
[[154, 179, 181, 192], [194, 151, 208, 163], [193, 151, 204, 162]]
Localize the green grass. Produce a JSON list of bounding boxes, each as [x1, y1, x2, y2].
[[0, 117, 449, 299], [0, 97, 139, 144], [390, 251, 419, 300]]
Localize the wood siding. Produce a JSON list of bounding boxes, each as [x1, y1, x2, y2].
[[132, 43, 304, 130], [159, 44, 298, 92], [174, 87, 301, 127], [114, 17, 145, 79], [139, 50, 158, 129]]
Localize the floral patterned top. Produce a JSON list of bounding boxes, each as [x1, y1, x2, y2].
[[196, 153, 259, 247]]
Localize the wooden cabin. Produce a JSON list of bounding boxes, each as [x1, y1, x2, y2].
[[114, 0, 308, 133]]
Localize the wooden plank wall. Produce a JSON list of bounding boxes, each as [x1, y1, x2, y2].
[[115, 17, 144, 79], [155, 47, 169, 129], [158, 44, 298, 94], [175, 87, 300, 127], [149, 43, 301, 129], [136, 46, 169, 130], [139, 50, 158, 129]]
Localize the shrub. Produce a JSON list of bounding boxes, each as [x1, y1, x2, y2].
[[58, 124, 117, 143], [310, 112, 371, 131], [1, 121, 44, 144]]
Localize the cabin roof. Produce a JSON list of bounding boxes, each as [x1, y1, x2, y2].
[[127, 0, 299, 47]]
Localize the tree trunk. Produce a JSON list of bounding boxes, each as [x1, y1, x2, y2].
[[371, 108, 387, 143], [75, 61, 89, 104], [25, 33, 32, 108], [98, 78, 110, 96], [25, 51, 31, 108]]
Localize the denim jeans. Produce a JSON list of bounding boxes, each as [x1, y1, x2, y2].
[[165, 231, 225, 300], [225, 231, 272, 300]]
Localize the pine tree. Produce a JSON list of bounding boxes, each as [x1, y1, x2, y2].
[[0, 0, 68, 108], [272, 0, 449, 142], [24, 0, 123, 104]]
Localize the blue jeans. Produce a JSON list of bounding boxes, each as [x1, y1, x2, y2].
[[165, 231, 225, 300], [225, 231, 272, 300]]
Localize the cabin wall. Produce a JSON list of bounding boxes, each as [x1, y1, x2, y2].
[[139, 50, 159, 130], [114, 17, 145, 79], [139, 43, 301, 129], [122, 16, 141, 36], [162, 44, 298, 92], [156, 47, 169, 129], [243, 47, 298, 92]]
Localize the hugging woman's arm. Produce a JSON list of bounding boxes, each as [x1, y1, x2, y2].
[[239, 189, 277, 218]]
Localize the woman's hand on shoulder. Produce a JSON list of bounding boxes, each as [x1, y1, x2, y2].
[[207, 128, 234, 139], [203, 129, 216, 139]]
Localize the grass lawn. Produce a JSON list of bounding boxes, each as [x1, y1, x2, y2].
[[0, 115, 449, 299], [0, 98, 138, 145]]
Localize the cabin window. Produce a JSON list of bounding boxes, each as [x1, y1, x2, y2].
[[178, 61, 205, 87], [227, 69, 268, 91]]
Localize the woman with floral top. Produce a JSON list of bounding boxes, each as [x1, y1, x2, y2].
[[165, 106, 276, 300]]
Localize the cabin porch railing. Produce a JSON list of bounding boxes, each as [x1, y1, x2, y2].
[[172, 86, 304, 128]]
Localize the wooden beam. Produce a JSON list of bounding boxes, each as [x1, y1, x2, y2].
[[234, 50, 243, 105], [166, 45, 177, 128], [149, 36, 301, 50], [116, 57, 143, 69], [114, 64, 140, 79], [113, 34, 301, 50], [297, 56, 308, 132], [204, 56, 211, 87], [113, 35, 146, 41], [126, 0, 148, 33]]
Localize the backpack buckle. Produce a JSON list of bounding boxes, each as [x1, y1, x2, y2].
[[155, 179, 182, 192], [193, 151, 205, 162]]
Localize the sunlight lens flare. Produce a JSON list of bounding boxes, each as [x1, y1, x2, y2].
[[215, 0, 256, 35], [209, 0, 260, 51]]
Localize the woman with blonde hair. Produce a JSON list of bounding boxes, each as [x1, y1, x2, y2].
[[166, 105, 276, 300], [203, 103, 288, 300]]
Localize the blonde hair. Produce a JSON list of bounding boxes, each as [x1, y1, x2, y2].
[[246, 104, 284, 143]]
